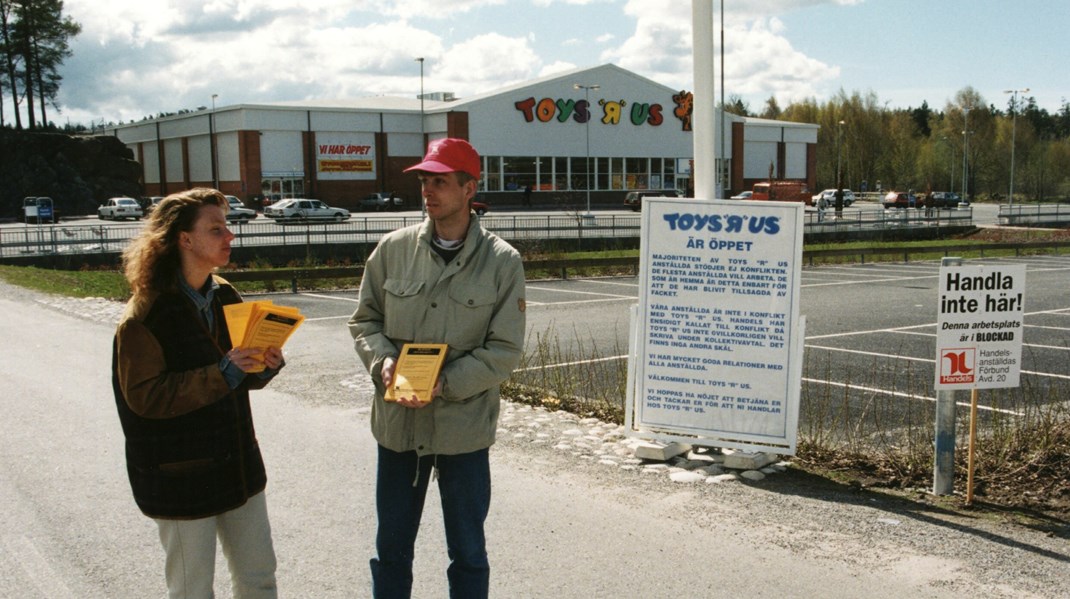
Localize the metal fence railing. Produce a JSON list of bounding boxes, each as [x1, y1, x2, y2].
[[0, 207, 973, 260], [998, 203, 1070, 226]]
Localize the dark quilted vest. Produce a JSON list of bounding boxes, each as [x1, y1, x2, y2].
[[111, 286, 267, 519]]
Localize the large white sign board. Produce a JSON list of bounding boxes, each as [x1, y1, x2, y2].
[[935, 263, 1026, 390], [627, 198, 804, 454]]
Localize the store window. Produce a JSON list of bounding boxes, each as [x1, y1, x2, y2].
[[661, 158, 676, 191], [625, 157, 648, 189], [571, 157, 590, 190], [553, 157, 568, 191], [261, 176, 304, 203], [596, 157, 610, 191], [502, 156, 536, 191], [610, 158, 624, 190], [485, 156, 501, 192]]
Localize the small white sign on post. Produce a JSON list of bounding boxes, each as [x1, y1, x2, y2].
[[935, 263, 1026, 390], [626, 198, 804, 454]]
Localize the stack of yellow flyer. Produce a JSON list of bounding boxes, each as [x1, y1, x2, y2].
[[223, 300, 304, 372], [385, 343, 448, 402]]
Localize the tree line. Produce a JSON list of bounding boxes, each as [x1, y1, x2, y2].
[[0, 0, 79, 130], [729, 88, 1070, 202]]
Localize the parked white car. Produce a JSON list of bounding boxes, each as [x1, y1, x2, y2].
[[225, 195, 258, 222], [263, 198, 350, 222], [812, 189, 856, 208], [98, 197, 143, 221]]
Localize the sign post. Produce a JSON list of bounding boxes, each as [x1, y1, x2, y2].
[[934, 260, 1026, 502], [933, 258, 961, 495]]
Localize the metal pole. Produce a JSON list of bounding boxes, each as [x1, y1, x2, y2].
[[691, 0, 716, 201], [933, 256, 962, 496], [1004, 88, 1029, 209], [415, 58, 425, 144], [574, 84, 600, 216], [961, 105, 970, 204], [416, 57, 425, 216], [836, 120, 844, 186], [586, 87, 591, 215], [210, 94, 218, 190], [719, 0, 725, 198], [965, 388, 980, 505]]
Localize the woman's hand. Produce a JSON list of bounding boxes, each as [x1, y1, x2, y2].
[[261, 347, 284, 370], [228, 347, 283, 372]]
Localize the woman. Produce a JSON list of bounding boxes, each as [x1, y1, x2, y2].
[[111, 188, 284, 598]]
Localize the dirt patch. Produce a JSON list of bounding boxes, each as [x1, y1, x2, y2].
[[795, 422, 1070, 531], [957, 226, 1070, 244]]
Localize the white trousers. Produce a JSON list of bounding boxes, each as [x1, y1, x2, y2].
[[154, 491, 277, 599]]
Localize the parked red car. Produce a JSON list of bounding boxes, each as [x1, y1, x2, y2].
[[882, 191, 917, 209]]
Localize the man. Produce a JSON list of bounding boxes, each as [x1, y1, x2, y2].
[[348, 138, 526, 599]]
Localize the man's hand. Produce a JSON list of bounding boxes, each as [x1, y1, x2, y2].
[[383, 359, 442, 409], [381, 356, 397, 389]]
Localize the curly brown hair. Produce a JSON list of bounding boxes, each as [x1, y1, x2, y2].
[[121, 188, 229, 298]]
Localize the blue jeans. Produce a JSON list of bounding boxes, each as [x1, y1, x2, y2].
[[371, 445, 491, 599]]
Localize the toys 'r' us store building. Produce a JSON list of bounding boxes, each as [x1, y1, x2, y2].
[[111, 64, 817, 210]]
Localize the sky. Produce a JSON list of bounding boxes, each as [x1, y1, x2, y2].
[[43, 0, 1068, 128]]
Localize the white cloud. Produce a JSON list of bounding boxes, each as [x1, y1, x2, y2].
[[539, 61, 579, 78], [51, 0, 853, 125], [601, 0, 840, 105], [433, 33, 542, 95], [370, 0, 506, 19]]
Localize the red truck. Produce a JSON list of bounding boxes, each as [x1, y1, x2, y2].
[[749, 181, 813, 206]]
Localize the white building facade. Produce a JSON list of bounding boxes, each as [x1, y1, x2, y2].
[[110, 64, 817, 210]]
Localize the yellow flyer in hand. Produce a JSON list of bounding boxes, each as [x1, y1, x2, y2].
[[385, 343, 448, 403], [223, 300, 304, 372]]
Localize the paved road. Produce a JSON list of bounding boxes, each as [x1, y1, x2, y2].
[[2, 280, 1070, 598]]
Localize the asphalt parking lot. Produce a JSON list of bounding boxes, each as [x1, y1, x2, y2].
[[255, 252, 1070, 427]]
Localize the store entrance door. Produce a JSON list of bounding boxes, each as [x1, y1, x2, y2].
[[261, 176, 305, 205]]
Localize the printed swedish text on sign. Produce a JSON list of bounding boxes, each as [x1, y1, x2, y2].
[[935, 263, 1026, 390]]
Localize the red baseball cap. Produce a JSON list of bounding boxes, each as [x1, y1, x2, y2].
[[404, 138, 481, 180]]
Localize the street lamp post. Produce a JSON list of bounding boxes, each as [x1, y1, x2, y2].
[[835, 120, 845, 217], [210, 93, 218, 190], [1004, 88, 1029, 209], [836, 120, 845, 187], [940, 136, 954, 195], [416, 57, 425, 215], [574, 83, 600, 216], [961, 105, 971, 204], [415, 57, 425, 146]]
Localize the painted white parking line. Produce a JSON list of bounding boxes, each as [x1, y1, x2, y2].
[[1, 535, 75, 599], [807, 344, 928, 363], [530, 297, 636, 307], [303, 292, 358, 302], [583, 279, 641, 288], [806, 322, 932, 340], [1022, 342, 1070, 352], [515, 354, 625, 372], [816, 264, 937, 275], [808, 343, 1070, 382], [802, 273, 939, 289], [801, 378, 1022, 416], [525, 285, 634, 299]]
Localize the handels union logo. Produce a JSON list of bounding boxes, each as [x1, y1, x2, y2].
[[939, 348, 975, 384]]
